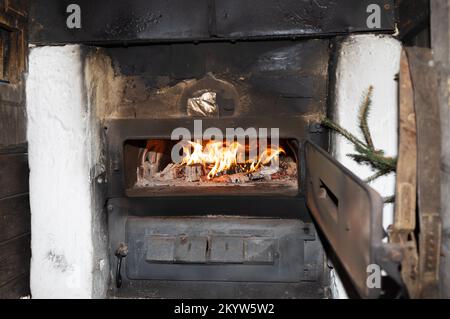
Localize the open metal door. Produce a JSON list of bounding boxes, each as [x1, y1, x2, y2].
[[305, 141, 397, 299]]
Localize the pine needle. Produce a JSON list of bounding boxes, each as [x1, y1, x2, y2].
[[320, 86, 397, 186], [358, 86, 375, 150], [383, 195, 395, 204], [321, 117, 367, 150], [365, 170, 391, 183]]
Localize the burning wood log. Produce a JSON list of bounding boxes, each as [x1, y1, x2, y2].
[[249, 166, 279, 181], [185, 165, 203, 182], [228, 173, 250, 184], [147, 151, 163, 176], [156, 163, 178, 181], [210, 175, 232, 183], [135, 140, 298, 188], [281, 157, 297, 177]]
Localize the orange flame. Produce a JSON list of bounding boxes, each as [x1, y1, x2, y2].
[[180, 141, 285, 179]]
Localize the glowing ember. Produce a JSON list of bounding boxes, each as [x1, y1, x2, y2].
[[180, 141, 285, 179]]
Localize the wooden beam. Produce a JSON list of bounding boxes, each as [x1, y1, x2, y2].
[[390, 50, 419, 297], [0, 273, 29, 299], [0, 153, 29, 199], [0, 235, 31, 291], [430, 0, 450, 299], [0, 194, 30, 242], [0, 0, 30, 299]]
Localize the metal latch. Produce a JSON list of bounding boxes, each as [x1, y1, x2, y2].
[[115, 243, 128, 288]]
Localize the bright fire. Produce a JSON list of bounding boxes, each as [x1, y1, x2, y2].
[[180, 141, 285, 179]]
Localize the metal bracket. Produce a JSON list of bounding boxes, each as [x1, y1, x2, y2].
[[115, 243, 128, 289], [374, 244, 404, 286]]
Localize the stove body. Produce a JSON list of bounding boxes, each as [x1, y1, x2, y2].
[[103, 40, 330, 298], [29, 0, 397, 299]]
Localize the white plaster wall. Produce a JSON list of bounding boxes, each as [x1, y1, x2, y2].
[[26, 45, 108, 298], [330, 35, 401, 298]]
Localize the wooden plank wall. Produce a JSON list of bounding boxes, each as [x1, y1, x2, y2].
[[0, 0, 29, 299], [431, 0, 450, 299]]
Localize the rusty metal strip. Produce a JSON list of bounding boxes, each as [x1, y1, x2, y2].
[[389, 49, 419, 297], [406, 47, 442, 299]]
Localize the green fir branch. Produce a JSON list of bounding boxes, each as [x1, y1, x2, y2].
[[321, 117, 367, 150], [358, 86, 375, 150], [347, 151, 396, 173], [365, 170, 391, 183], [383, 195, 396, 204], [321, 86, 397, 185]]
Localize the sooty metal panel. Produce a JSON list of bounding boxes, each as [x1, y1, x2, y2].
[[124, 217, 316, 283], [209, 236, 245, 263], [244, 238, 275, 264], [30, 0, 395, 44], [215, 0, 396, 38], [174, 236, 208, 263], [30, 0, 210, 44], [146, 236, 176, 262]]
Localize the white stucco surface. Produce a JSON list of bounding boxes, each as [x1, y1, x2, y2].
[[330, 35, 401, 298], [27, 45, 105, 298]]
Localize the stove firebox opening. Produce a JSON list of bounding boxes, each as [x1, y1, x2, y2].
[[124, 138, 299, 197]]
